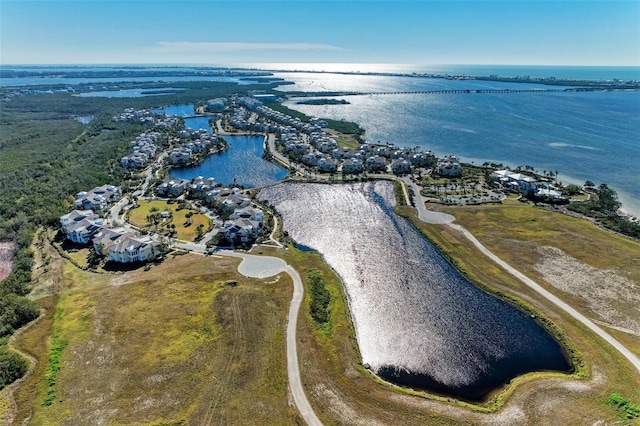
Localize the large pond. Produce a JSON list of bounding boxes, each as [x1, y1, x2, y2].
[[258, 181, 571, 401], [169, 135, 288, 188]]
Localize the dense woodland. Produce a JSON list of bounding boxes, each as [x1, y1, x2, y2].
[[0, 80, 275, 388]]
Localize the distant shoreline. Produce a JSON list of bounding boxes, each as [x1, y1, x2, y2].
[[1, 65, 638, 90]]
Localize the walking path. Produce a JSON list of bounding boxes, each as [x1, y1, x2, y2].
[[445, 221, 640, 374], [171, 242, 322, 425], [407, 180, 640, 373], [217, 250, 322, 426]]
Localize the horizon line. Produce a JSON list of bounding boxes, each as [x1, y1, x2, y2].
[[2, 62, 640, 68]]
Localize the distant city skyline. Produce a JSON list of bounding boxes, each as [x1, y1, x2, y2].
[[1, 1, 639, 66]]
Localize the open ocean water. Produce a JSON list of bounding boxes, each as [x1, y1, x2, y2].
[[275, 69, 640, 216]]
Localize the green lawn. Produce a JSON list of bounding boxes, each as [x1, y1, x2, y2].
[[128, 199, 210, 241]]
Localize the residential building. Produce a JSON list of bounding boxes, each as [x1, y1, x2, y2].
[[438, 156, 462, 177], [60, 209, 99, 233], [74, 185, 121, 211], [108, 236, 161, 263], [156, 179, 190, 197]]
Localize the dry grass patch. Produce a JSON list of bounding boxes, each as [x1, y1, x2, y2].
[[435, 201, 640, 345], [12, 253, 297, 425]]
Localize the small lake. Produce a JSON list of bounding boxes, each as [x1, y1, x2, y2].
[[183, 116, 213, 133], [258, 181, 571, 401], [169, 135, 288, 188]]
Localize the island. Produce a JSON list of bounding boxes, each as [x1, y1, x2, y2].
[[296, 98, 350, 105]]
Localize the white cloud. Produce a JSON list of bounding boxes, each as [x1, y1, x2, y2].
[[153, 42, 344, 53]]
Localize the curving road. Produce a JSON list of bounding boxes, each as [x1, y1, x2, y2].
[[446, 222, 640, 373], [218, 250, 322, 425]]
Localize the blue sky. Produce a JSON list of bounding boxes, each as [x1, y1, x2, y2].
[[1, 1, 639, 66]]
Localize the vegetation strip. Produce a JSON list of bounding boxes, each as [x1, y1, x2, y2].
[[307, 269, 331, 326], [605, 392, 640, 421], [42, 307, 68, 406]]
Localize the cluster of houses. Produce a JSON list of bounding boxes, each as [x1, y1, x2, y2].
[[153, 176, 264, 245], [120, 132, 161, 170], [490, 169, 563, 200], [224, 99, 440, 176], [113, 108, 156, 124], [113, 108, 181, 130], [169, 128, 219, 165], [62, 185, 162, 264]]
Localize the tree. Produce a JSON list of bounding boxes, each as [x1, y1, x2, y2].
[[564, 184, 582, 196], [0, 347, 28, 389], [584, 180, 595, 189], [596, 184, 621, 216], [87, 246, 103, 269], [195, 224, 205, 240]]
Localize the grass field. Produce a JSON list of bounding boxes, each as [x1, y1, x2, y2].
[[6, 197, 640, 424], [127, 199, 210, 241], [324, 128, 360, 150], [8, 246, 298, 425]]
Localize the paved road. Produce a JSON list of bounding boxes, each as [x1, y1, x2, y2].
[[217, 250, 322, 425], [267, 133, 295, 170], [401, 177, 455, 224], [447, 222, 640, 374], [171, 245, 322, 425], [109, 198, 129, 224]]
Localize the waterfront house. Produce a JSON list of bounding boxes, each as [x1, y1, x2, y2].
[[391, 158, 412, 175], [220, 194, 252, 212], [490, 170, 537, 194], [156, 179, 190, 197], [366, 155, 388, 172], [229, 206, 264, 222], [410, 152, 435, 167], [189, 177, 216, 196], [169, 147, 193, 165], [438, 156, 462, 177], [535, 188, 563, 201]]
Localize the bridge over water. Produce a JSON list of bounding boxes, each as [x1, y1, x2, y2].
[[286, 87, 640, 98], [288, 88, 572, 98]]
